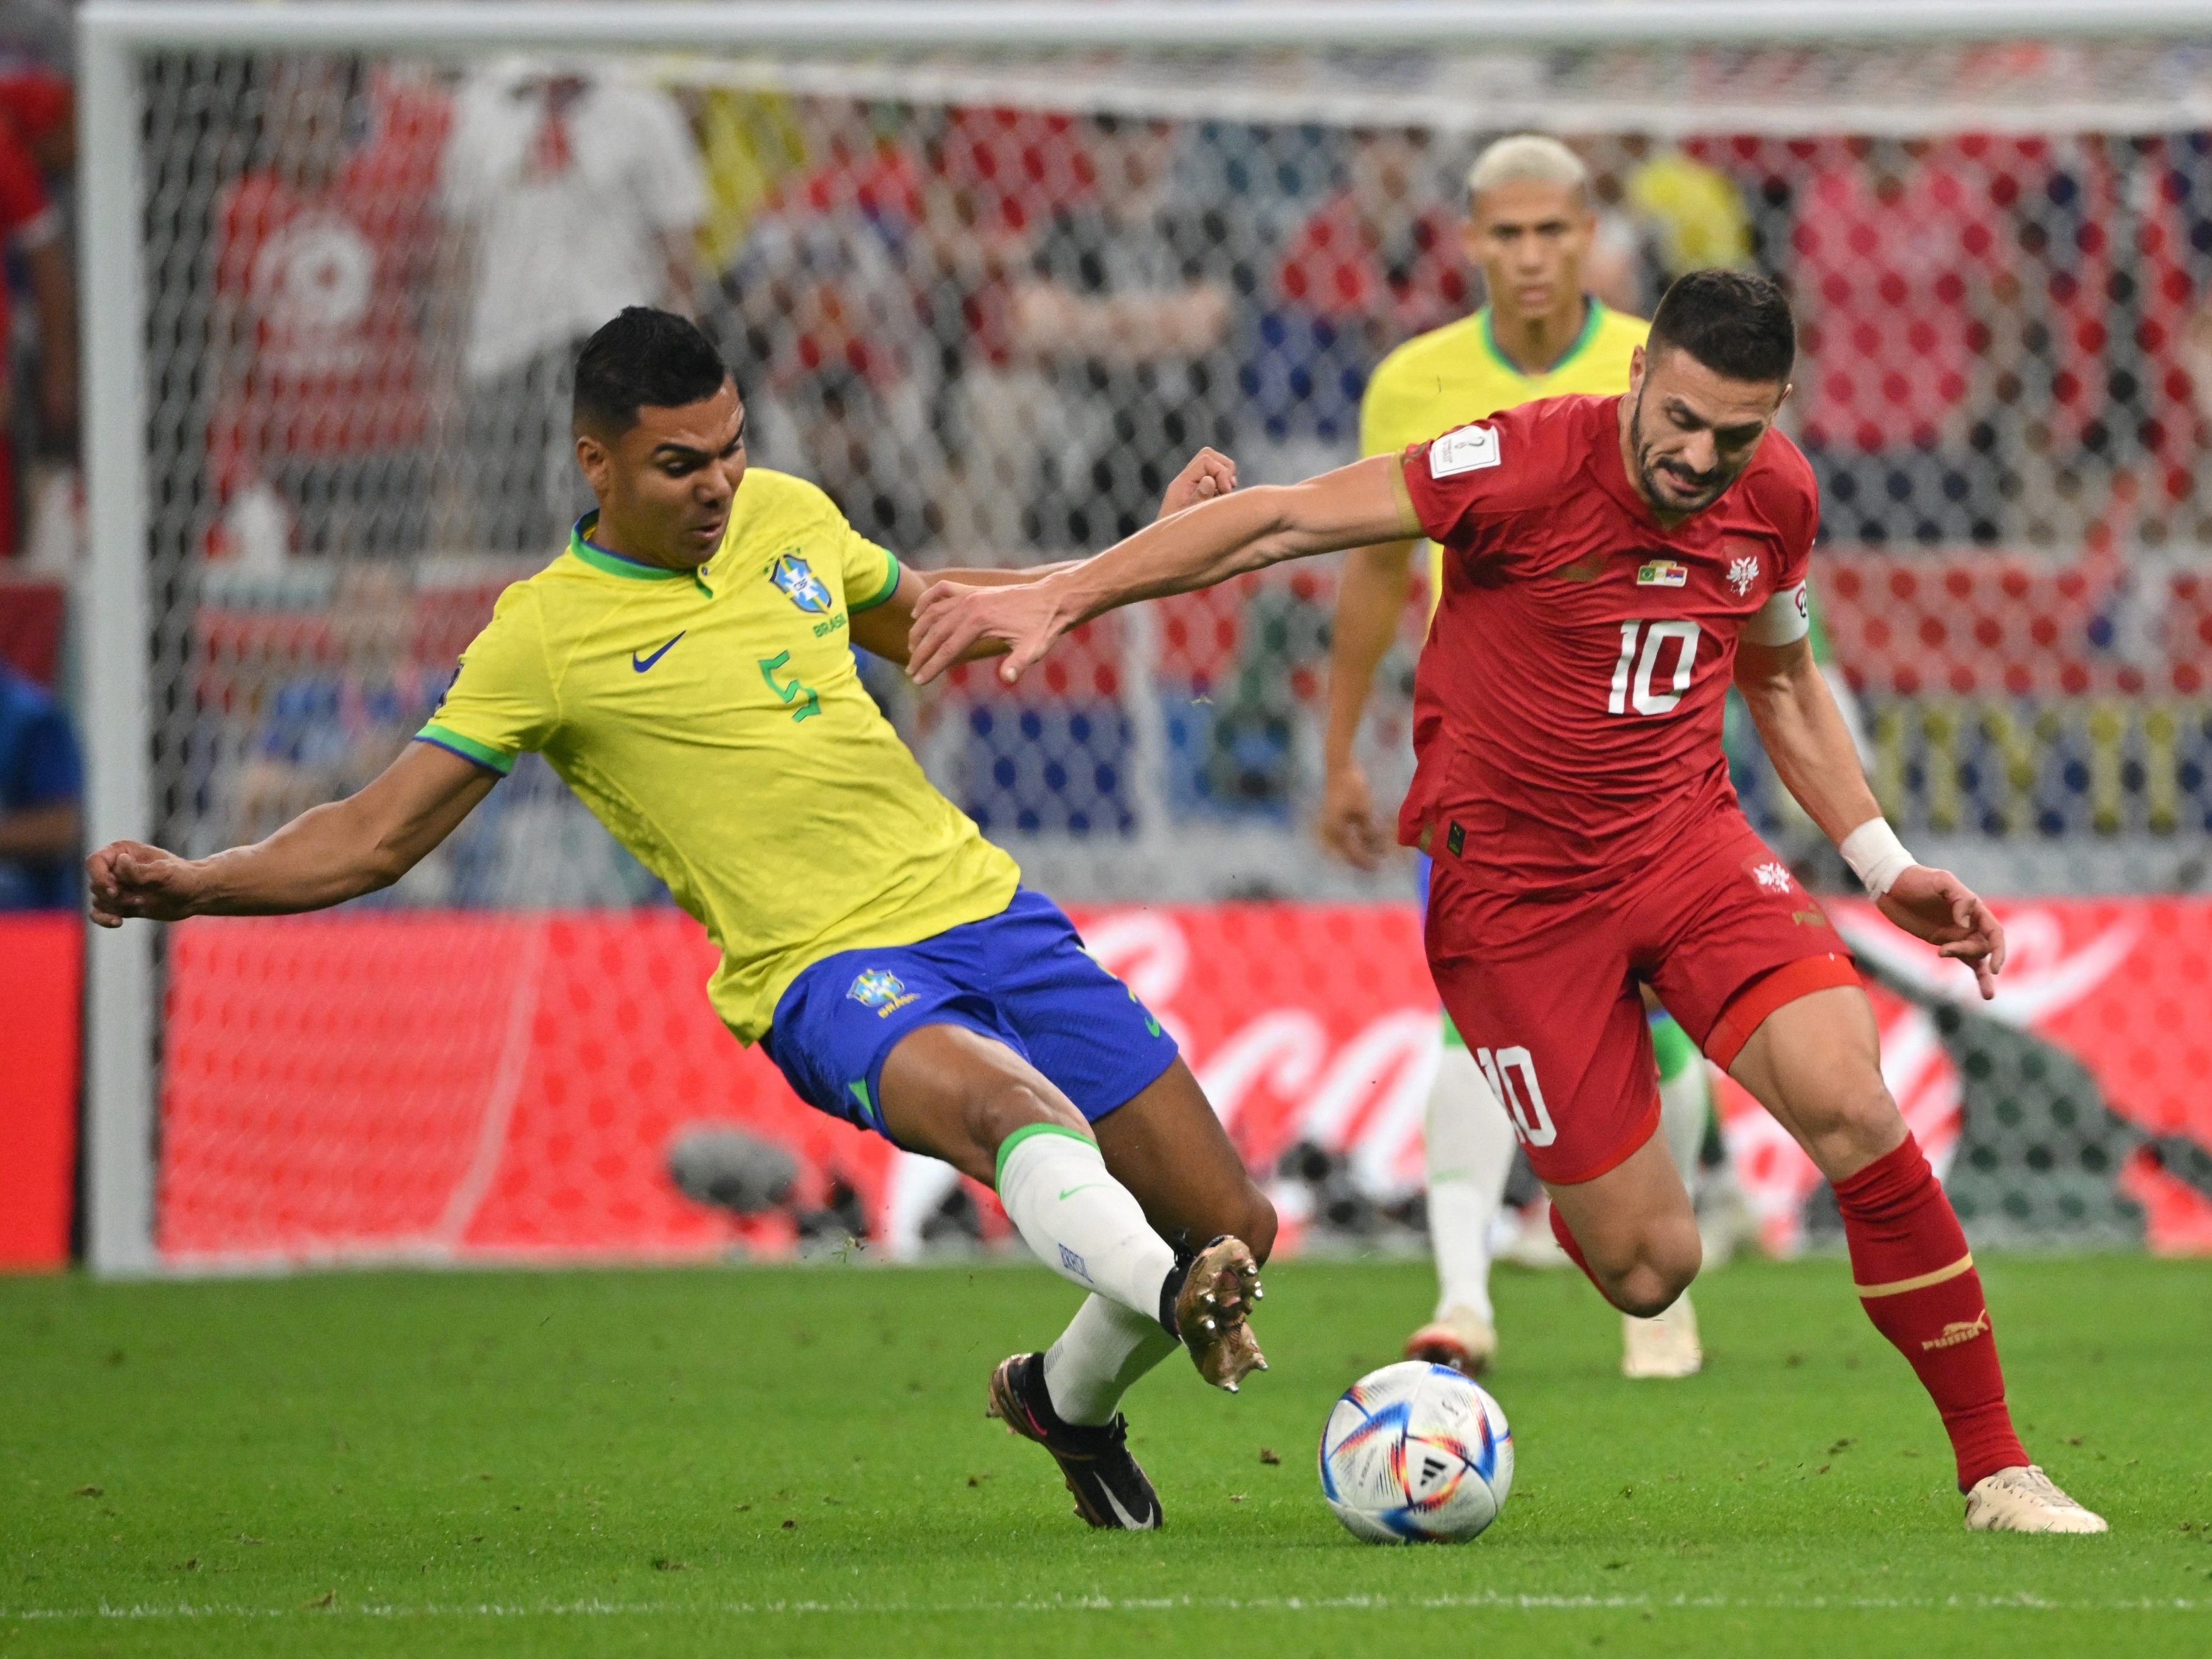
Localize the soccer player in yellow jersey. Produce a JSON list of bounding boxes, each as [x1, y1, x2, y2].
[[1317, 135, 1708, 1383], [88, 307, 1271, 1533]]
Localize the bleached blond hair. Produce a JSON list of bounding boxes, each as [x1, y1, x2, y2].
[[1466, 133, 1589, 207]]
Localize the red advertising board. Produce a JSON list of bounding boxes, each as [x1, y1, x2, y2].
[[0, 913, 81, 1269], [156, 899, 2212, 1267]]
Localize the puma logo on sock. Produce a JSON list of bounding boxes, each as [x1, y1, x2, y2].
[[1921, 1309, 1991, 1351]]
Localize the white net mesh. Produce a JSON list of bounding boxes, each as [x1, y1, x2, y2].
[[115, 30, 2212, 1262]]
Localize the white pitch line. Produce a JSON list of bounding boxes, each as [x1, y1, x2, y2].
[[5, 1593, 2207, 1620]]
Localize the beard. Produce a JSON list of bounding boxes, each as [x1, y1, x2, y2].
[[1628, 387, 1735, 516]]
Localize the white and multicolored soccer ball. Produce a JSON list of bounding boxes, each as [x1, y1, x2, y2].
[[1319, 1360, 1514, 1543]]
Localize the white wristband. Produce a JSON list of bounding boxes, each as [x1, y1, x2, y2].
[[1838, 816, 1915, 898]]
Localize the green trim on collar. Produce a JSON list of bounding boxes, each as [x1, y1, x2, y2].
[[567, 513, 691, 581], [850, 550, 903, 613], [414, 724, 515, 776], [1479, 297, 1606, 383]]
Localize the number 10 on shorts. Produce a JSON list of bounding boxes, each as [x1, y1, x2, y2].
[[1474, 1045, 1558, 1147]]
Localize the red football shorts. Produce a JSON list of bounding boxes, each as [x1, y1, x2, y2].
[[1424, 806, 1862, 1186]]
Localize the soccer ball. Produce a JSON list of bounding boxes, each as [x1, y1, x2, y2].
[[1319, 1360, 1514, 1543]]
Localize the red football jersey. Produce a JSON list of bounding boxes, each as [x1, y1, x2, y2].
[[1397, 392, 1817, 893]]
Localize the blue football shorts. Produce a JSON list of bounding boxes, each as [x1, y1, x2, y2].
[[761, 887, 1181, 1144]]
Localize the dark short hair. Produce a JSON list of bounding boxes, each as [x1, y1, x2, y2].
[[1646, 269, 1796, 386], [572, 307, 731, 435]]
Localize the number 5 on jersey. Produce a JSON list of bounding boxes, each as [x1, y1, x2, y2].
[[1607, 619, 1702, 716], [1474, 1045, 1558, 1148]]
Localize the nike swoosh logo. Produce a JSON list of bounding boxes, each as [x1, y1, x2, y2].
[[1058, 1184, 1108, 1201], [631, 632, 685, 673], [1098, 1485, 1156, 1529]]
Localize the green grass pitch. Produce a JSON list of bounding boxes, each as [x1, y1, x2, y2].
[[4, 1253, 2209, 1657]]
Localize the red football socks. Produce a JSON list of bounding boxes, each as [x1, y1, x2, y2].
[[1832, 1135, 2028, 1491], [1547, 1200, 1605, 1294]]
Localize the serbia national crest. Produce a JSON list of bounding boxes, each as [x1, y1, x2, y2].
[[771, 550, 833, 614]]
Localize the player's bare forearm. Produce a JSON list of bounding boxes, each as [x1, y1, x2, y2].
[[1323, 539, 1416, 772], [851, 561, 1084, 666], [1735, 637, 1883, 847], [862, 448, 1240, 668], [1316, 538, 1416, 869], [908, 455, 1416, 686], [85, 743, 494, 927]]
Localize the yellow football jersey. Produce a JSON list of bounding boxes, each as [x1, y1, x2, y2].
[[418, 466, 1019, 1044], [1360, 300, 1649, 605]]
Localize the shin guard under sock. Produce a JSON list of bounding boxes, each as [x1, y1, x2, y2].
[[1833, 1135, 2028, 1490], [996, 1125, 1177, 1324]]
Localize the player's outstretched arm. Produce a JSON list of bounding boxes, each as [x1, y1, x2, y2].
[[907, 454, 1418, 687], [1318, 537, 1418, 870], [1736, 636, 2005, 997], [851, 448, 1239, 667], [86, 741, 497, 928]]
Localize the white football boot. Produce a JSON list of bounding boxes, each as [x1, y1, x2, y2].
[[1963, 1465, 2108, 1534], [1404, 1304, 1499, 1377], [1621, 1291, 1702, 1379]]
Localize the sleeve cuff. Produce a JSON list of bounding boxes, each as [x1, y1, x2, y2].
[[414, 724, 515, 776], [851, 550, 903, 612]]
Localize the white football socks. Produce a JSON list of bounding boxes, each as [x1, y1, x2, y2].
[[1658, 1054, 1709, 1187], [1042, 1293, 1181, 1426], [996, 1124, 1178, 1326], [1425, 1041, 1518, 1326]]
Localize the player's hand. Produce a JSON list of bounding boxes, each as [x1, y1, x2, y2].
[[86, 840, 206, 928], [907, 578, 1070, 688], [1317, 761, 1391, 870], [1876, 864, 2007, 1000], [1159, 447, 1237, 519]]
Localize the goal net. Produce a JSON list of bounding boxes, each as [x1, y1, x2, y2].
[[80, 4, 2212, 1270]]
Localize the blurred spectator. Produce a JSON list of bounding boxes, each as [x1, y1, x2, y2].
[[724, 100, 941, 546], [440, 60, 708, 553], [0, 2, 69, 74], [232, 564, 439, 843], [0, 65, 69, 555], [1625, 142, 1756, 280], [207, 58, 449, 564], [1013, 115, 1239, 550], [0, 656, 78, 909], [1248, 128, 1469, 482], [1792, 137, 2022, 547], [923, 106, 1095, 559]]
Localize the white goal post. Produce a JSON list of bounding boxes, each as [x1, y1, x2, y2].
[[75, 0, 2212, 1275]]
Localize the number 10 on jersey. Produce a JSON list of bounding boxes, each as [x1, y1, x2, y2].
[[1474, 1045, 1558, 1148], [1607, 619, 1702, 716]]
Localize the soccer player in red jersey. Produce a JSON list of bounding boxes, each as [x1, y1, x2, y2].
[[908, 269, 2105, 1534]]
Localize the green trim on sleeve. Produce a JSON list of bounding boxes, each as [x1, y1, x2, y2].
[[414, 724, 516, 776], [993, 1122, 1098, 1192], [851, 549, 903, 613]]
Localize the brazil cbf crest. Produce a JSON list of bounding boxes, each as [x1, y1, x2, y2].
[[770, 550, 833, 614], [847, 968, 917, 1017]]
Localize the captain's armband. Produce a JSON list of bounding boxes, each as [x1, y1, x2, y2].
[[1744, 580, 1811, 646]]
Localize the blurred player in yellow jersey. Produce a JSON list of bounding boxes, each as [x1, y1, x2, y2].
[[1319, 134, 1708, 1380]]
